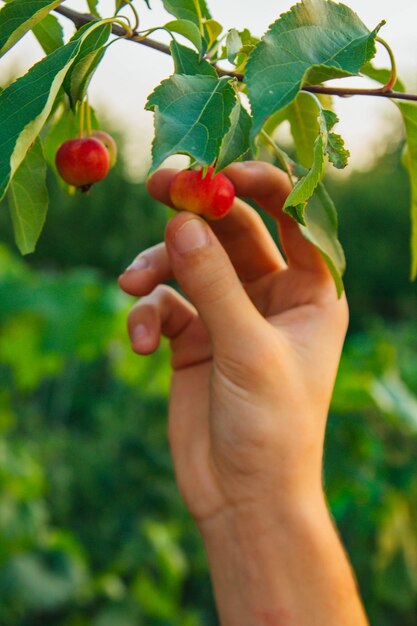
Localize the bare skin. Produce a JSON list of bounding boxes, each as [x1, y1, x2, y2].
[[118, 161, 369, 626]]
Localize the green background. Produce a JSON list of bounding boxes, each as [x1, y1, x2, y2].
[[0, 131, 416, 625]]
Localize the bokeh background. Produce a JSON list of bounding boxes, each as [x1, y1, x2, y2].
[[1, 1, 417, 625]]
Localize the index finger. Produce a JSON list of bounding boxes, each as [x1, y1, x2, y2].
[[224, 161, 328, 275]]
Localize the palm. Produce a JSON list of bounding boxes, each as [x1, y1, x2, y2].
[[168, 267, 347, 521]]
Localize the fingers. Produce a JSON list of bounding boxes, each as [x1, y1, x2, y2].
[[211, 198, 286, 281], [164, 212, 263, 351], [147, 169, 286, 282], [127, 285, 197, 355], [146, 168, 177, 208], [118, 242, 172, 297], [224, 161, 329, 275]]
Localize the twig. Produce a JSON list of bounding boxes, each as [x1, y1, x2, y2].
[[260, 130, 295, 187], [54, 5, 171, 55], [303, 84, 417, 102], [54, 5, 417, 104]]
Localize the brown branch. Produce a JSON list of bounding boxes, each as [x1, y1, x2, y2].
[[54, 5, 171, 55], [303, 84, 417, 102], [54, 5, 417, 104]]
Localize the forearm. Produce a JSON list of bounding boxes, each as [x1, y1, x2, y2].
[[200, 495, 369, 626]]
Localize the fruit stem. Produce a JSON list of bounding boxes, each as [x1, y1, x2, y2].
[[260, 130, 295, 188], [115, 0, 139, 32], [86, 99, 92, 137], [376, 37, 398, 92], [100, 16, 133, 38], [79, 100, 86, 138], [132, 26, 175, 44]]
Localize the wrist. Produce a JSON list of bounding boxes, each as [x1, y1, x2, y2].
[[198, 486, 328, 545], [200, 494, 330, 625], [199, 494, 366, 626]]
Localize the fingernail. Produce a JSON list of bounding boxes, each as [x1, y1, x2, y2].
[[125, 256, 150, 273], [132, 324, 148, 345], [173, 219, 210, 255]]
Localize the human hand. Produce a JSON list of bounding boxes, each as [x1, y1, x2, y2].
[[118, 161, 348, 527]]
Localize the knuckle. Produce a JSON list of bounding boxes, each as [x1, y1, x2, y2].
[[152, 283, 174, 302], [127, 299, 154, 329], [246, 207, 265, 232]]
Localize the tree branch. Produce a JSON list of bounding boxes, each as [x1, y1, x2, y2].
[[54, 5, 172, 55], [54, 5, 417, 104]]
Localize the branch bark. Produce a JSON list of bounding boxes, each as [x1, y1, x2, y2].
[[54, 5, 417, 104]]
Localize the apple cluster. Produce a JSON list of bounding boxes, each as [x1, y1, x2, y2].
[[56, 134, 235, 221]]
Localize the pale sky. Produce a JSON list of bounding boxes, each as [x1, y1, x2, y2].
[[2, 0, 417, 178]]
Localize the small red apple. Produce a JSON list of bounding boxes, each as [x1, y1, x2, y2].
[[55, 137, 110, 192], [91, 130, 117, 168], [169, 167, 235, 220]]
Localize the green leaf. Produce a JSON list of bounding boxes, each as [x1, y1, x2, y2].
[[267, 144, 345, 293], [232, 28, 259, 73], [246, 0, 382, 138], [301, 183, 346, 296], [32, 13, 64, 55], [284, 99, 349, 222], [165, 19, 202, 52], [203, 19, 222, 49], [284, 131, 326, 224], [397, 102, 417, 280], [87, 0, 100, 17], [7, 139, 48, 254], [63, 23, 111, 109], [162, 0, 211, 26], [0, 43, 78, 200], [322, 109, 338, 130], [146, 74, 236, 172], [0, 23, 103, 200], [263, 95, 335, 163], [286, 93, 320, 168], [238, 28, 259, 50], [0, 0, 63, 57], [321, 109, 349, 169], [216, 99, 251, 171], [115, 0, 127, 13], [262, 106, 290, 137], [226, 28, 242, 63], [170, 40, 216, 76], [327, 131, 350, 169]]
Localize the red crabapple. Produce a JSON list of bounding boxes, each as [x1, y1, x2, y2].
[[169, 167, 235, 220], [55, 137, 110, 192], [91, 130, 117, 168]]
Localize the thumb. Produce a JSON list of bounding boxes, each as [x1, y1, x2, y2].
[[165, 212, 261, 351]]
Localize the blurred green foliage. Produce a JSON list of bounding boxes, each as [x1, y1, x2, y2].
[[0, 135, 417, 624], [329, 144, 417, 329]]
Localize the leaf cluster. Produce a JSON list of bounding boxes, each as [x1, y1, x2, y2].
[[0, 0, 417, 291]]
